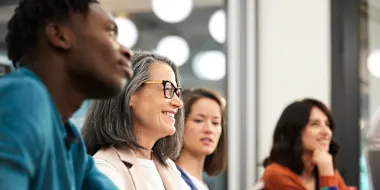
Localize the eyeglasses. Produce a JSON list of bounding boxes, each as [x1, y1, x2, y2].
[[144, 80, 182, 99]]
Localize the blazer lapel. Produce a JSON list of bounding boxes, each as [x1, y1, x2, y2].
[[112, 147, 150, 190], [154, 158, 187, 190], [154, 159, 175, 190], [112, 146, 184, 190]]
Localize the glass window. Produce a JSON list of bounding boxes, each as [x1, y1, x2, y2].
[[360, 0, 380, 189]]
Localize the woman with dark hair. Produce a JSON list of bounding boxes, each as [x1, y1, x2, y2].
[[175, 88, 227, 190], [81, 50, 187, 190], [262, 98, 349, 190]]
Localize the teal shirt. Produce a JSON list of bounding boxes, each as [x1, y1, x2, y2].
[[0, 67, 116, 190]]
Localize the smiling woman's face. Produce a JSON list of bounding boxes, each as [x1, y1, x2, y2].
[[301, 107, 332, 153], [130, 63, 183, 140]]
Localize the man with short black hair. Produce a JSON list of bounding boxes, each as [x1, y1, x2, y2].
[[0, 0, 133, 189]]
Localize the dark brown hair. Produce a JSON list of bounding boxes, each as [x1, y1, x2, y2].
[[263, 98, 339, 175], [179, 88, 227, 176]]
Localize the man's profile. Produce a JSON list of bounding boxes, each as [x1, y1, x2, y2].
[[0, 0, 133, 189]]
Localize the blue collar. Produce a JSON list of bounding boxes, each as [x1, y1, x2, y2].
[[18, 67, 80, 144], [176, 165, 198, 190]]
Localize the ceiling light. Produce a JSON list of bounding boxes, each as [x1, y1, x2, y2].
[[208, 9, 226, 44], [192, 51, 226, 80], [152, 0, 193, 23], [156, 36, 190, 67], [114, 17, 138, 48], [368, 50, 380, 78]]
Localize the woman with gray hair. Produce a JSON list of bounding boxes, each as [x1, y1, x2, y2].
[[81, 50, 187, 190]]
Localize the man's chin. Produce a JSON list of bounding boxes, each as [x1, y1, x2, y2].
[[87, 81, 126, 99]]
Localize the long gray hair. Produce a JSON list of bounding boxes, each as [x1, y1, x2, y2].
[[81, 49, 184, 166]]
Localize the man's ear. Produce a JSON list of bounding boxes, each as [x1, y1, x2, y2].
[[45, 23, 72, 50]]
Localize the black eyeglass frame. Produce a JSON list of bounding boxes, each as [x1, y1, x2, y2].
[[144, 80, 182, 99]]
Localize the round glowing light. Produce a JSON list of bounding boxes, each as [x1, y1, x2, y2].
[[152, 0, 193, 23], [208, 9, 226, 44], [368, 50, 380, 78], [192, 51, 226, 80], [156, 36, 190, 67], [114, 17, 138, 48]]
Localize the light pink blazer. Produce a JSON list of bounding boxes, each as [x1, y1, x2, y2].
[[93, 146, 189, 190]]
